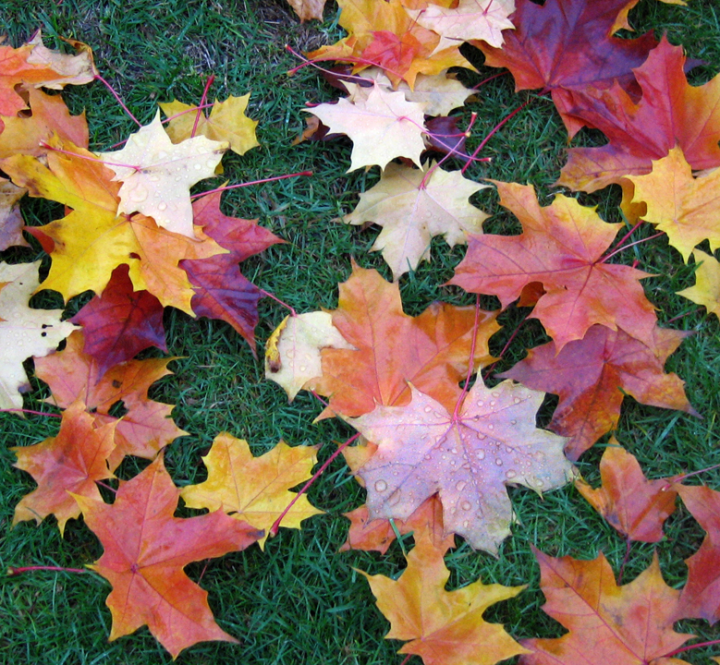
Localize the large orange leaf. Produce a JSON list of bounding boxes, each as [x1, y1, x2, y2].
[[179, 432, 323, 548], [575, 441, 678, 542], [361, 533, 528, 665], [349, 379, 574, 553], [450, 182, 657, 350], [11, 400, 116, 535], [500, 324, 695, 459], [313, 263, 499, 418], [519, 549, 694, 664], [35, 330, 186, 470], [73, 454, 263, 659]]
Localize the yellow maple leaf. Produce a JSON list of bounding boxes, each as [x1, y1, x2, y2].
[[677, 249, 720, 320], [180, 433, 323, 548], [159, 95, 259, 156]]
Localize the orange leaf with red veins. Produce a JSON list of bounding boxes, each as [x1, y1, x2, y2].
[[73, 454, 264, 659], [519, 549, 694, 665], [0, 30, 96, 116], [349, 379, 574, 553], [314, 263, 499, 419], [306, 0, 473, 88], [474, 0, 657, 135], [500, 325, 696, 459], [575, 441, 678, 542], [361, 533, 528, 665], [35, 331, 186, 470], [449, 182, 657, 351], [0, 87, 88, 158], [559, 37, 720, 196], [11, 400, 116, 535], [675, 485, 720, 624], [286, 0, 327, 22]]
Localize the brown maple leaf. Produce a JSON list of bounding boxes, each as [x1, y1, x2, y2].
[[73, 453, 264, 658], [519, 549, 694, 664], [575, 441, 678, 542], [312, 263, 499, 418], [500, 324, 696, 459], [35, 330, 187, 469], [450, 181, 657, 351], [12, 400, 116, 535], [349, 378, 574, 553], [361, 532, 528, 665]]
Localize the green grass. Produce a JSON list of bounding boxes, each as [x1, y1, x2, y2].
[[1, 0, 720, 663]]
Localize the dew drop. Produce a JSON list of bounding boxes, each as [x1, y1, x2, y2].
[[129, 186, 148, 202], [456, 481, 467, 492], [462, 520, 470, 528], [491, 392, 500, 399], [506, 470, 517, 479], [387, 489, 402, 507], [374, 480, 388, 492], [536, 479, 544, 487], [488, 424, 494, 430], [495, 458, 503, 466], [476, 450, 485, 460], [424, 406, 432, 413], [194, 163, 203, 170], [477, 401, 484, 407], [514, 397, 521, 404], [157, 202, 167, 211], [206, 158, 216, 167], [460, 500, 472, 511]]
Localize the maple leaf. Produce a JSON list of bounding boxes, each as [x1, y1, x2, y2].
[[265, 311, 355, 401], [677, 249, 720, 320], [0, 136, 226, 313], [181, 190, 284, 350], [675, 484, 720, 624], [312, 263, 499, 418], [0, 30, 96, 116], [519, 549, 694, 664], [0, 86, 88, 158], [475, 0, 657, 134], [0, 177, 27, 250], [361, 532, 528, 665], [180, 432, 323, 547], [35, 331, 186, 470], [0, 261, 77, 411], [559, 37, 720, 196], [307, 0, 473, 88], [305, 82, 426, 171], [574, 441, 678, 542], [349, 378, 575, 553], [286, 0, 327, 21], [407, 0, 516, 50], [73, 453, 264, 658], [70, 264, 167, 377], [343, 162, 488, 279], [500, 324, 696, 460], [160, 95, 259, 156], [628, 147, 720, 262], [449, 181, 657, 351], [11, 401, 116, 535], [98, 110, 228, 237]]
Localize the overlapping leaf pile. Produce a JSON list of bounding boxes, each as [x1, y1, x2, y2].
[[3, 1, 720, 662]]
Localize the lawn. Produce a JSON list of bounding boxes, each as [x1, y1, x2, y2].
[[1, 0, 720, 663]]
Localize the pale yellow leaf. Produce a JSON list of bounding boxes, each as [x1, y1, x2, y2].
[[677, 249, 720, 321]]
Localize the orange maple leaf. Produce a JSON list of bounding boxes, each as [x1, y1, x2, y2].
[[73, 454, 263, 658], [519, 549, 694, 664]]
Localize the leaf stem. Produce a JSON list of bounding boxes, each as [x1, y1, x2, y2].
[[0, 408, 61, 418], [666, 639, 720, 658], [600, 232, 665, 264], [483, 311, 530, 377], [452, 295, 481, 422], [257, 288, 297, 317], [473, 71, 507, 90], [663, 462, 720, 489], [39, 141, 140, 172], [93, 73, 141, 127], [191, 74, 215, 138], [665, 308, 703, 325], [190, 170, 313, 200], [7, 565, 87, 576], [269, 433, 360, 537], [420, 112, 478, 189]]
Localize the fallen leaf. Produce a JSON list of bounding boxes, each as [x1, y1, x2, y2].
[[349, 379, 575, 553], [70, 264, 167, 377], [35, 330, 186, 469], [160, 95, 259, 156], [0, 177, 28, 250], [11, 400, 116, 535], [286, 0, 327, 21], [450, 181, 657, 351], [575, 441, 678, 542], [519, 549, 693, 664], [629, 146, 720, 262], [306, 82, 426, 171], [675, 484, 720, 624], [0, 261, 77, 411], [343, 162, 488, 279], [313, 263, 499, 418], [360, 532, 528, 665], [180, 432, 323, 547], [98, 110, 228, 237], [73, 453, 264, 659], [677, 249, 720, 320], [475, 0, 657, 134], [500, 324, 695, 459], [265, 312, 355, 401]]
